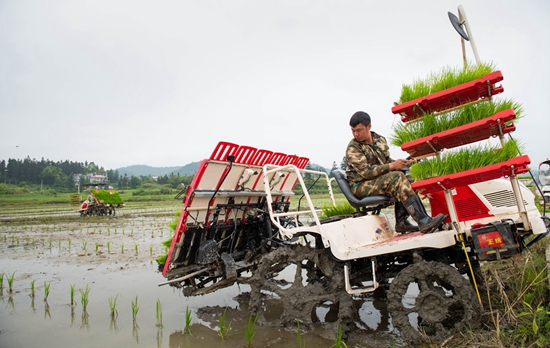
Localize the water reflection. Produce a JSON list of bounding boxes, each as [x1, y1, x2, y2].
[[109, 317, 119, 331], [7, 296, 15, 311], [132, 321, 140, 343], [70, 307, 76, 327], [156, 328, 163, 348], [80, 311, 89, 330], [44, 302, 51, 319]]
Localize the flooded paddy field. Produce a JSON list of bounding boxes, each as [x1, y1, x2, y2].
[[0, 205, 405, 348]]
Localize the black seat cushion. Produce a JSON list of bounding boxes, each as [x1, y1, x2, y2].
[[332, 170, 396, 208]]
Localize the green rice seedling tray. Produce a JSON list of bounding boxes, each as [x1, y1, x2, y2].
[[401, 108, 516, 157], [392, 70, 503, 122], [411, 155, 530, 194]]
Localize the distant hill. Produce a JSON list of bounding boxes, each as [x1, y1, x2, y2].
[[116, 162, 201, 177], [116, 165, 182, 177], [117, 161, 329, 177], [169, 162, 201, 176]]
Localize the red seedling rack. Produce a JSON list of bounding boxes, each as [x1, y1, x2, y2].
[[411, 155, 531, 195], [392, 70, 504, 122], [401, 108, 517, 157]]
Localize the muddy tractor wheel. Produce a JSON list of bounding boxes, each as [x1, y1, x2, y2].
[[387, 260, 480, 345], [247, 243, 354, 333]]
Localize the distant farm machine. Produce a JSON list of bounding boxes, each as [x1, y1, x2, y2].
[[70, 184, 124, 217]]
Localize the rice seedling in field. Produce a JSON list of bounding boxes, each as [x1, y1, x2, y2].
[[244, 314, 258, 348], [131, 296, 139, 322], [0, 273, 4, 291], [134, 242, 138, 255], [68, 238, 71, 250], [398, 62, 496, 103], [82, 240, 87, 251], [391, 99, 523, 147], [185, 305, 192, 335], [218, 307, 231, 340], [109, 294, 119, 319], [295, 320, 306, 348], [410, 139, 522, 181], [330, 324, 348, 348], [121, 244, 124, 254], [149, 245, 153, 256], [80, 284, 91, 311], [30, 279, 36, 299], [7, 271, 15, 293], [155, 299, 163, 328], [107, 241, 111, 254], [69, 284, 76, 307], [95, 243, 99, 253], [43, 281, 51, 301]]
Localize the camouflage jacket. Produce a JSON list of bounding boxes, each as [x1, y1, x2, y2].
[[345, 131, 395, 186]]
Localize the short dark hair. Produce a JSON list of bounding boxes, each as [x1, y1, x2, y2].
[[349, 111, 371, 127]]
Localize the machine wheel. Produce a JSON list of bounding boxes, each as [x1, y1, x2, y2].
[[387, 260, 480, 345], [247, 243, 354, 332]]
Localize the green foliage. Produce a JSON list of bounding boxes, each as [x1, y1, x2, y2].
[[515, 294, 550, 346], [244, 314, 259, 348], [330, 324, 348, 348], [155, 299, 163, 328], [131, 296, 139, 321], [91, 188, 123, 204], [80, 284, 91, 311], [185, 305, 193, 335], [399, 62, 496, 103], [321, 202, 355, 218], [295, 320, 306, 348], [410, 139, 522, 181], [391, 99, 523, 147], [218, 307, 232, 340], [109, 294, 119, 319]]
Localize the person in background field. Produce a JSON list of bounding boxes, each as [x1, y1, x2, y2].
[[344, 111, 447, 233]]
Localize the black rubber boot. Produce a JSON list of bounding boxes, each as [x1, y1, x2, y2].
[[394, 201, 418, 233], [403, 196, 447, 233]]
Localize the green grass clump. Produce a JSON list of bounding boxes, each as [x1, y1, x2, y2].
[[155, 299, 163, 328], [410, 139, 522, 181], [184, 305, 192, 335], [90, 188, 124, 204], [244, 314, 259, 348], [391, 99, 523, 147], [399, 62, 496, 104], [80, 284, 91, 311], [155, 237, 173, 266], [321, 202, 355, 218], [218, 307, 232, 340], [109, 294, 119, 319]]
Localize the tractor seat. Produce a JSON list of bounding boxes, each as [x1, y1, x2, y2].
[[332, 170, 396, 209]]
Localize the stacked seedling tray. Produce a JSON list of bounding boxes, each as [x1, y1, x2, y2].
[[390, 63, 530, 227]]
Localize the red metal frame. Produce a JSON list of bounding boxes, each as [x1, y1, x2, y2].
[[428, 185, 493, 223], [392, 71, 504, 122], [411, 155, 531, 194], [163, 141, 309, 276], [162, 159, 209, 276], [401, 109, 517, 157], [209, 141, 240, 161]]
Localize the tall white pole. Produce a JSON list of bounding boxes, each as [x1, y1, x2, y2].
[[458, 5, 480, 65]]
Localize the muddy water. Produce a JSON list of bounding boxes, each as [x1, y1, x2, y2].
[[0, 213, 405, 348]]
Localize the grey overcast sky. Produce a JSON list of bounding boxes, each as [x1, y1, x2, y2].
[[1, 0, 549, 170]]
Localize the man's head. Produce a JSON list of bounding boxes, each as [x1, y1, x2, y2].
[[350, 111, 372, 143]]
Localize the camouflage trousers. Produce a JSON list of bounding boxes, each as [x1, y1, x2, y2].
[[350, 171, 415, 202]]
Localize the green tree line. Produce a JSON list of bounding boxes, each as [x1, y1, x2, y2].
[[0, 157, 104, 189], [0, 157, 195, 194]]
